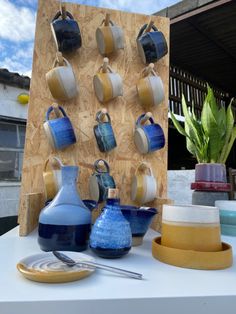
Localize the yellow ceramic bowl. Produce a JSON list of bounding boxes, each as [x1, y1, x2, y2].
[[152, 236, 232, 270]]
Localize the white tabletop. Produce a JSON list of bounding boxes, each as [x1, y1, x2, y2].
[[1, 227, 236, 314]]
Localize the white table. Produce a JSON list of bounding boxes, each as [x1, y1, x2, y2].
[[1, 227, 236, 314]]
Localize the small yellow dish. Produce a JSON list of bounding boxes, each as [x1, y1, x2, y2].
[[152, 236, 233, 270], [17, 252, 95, 283]]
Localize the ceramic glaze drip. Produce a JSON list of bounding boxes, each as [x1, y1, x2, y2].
[[90, 198, 132, 258], [38, 165, 92, 252]]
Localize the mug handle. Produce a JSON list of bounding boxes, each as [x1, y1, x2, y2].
[[52, 53, 71, 68], [94, 159, 110, 173], [136, 112, 154, 127], [141, 63, 159, 78], [43, 156, 64, 172], [52, 10, 74, 22], [135, 162, 153, 176], [137, 23, 158, 39], [98, 57, 114, 74], [96, 109, 111, 123], [46, 105, 67, 121], [101, 13, 114, 26]]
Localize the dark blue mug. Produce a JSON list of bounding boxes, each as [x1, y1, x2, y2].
[[137, 23, 168, 64], [94, 110, 117, 152], [89, 159, 116, 203], [51, 10, 82, 53], [134, 113, 165, 154], [43, 105, 76, 150]]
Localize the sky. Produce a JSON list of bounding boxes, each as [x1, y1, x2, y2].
[[0, 0, 179, 77]]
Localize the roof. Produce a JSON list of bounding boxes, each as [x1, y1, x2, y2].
[[156, 0, 236, 96], [0, 69, 30, 90]]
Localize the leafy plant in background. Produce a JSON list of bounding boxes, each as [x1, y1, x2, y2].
[[170, 85, 236, 164]]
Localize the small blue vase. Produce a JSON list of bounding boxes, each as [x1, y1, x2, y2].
[[90, 189, 132, 258], [38, 165, 91, 252]]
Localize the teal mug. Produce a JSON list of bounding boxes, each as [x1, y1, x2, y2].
[[94, 109, 117, 152], [89, 159, 116, 203]]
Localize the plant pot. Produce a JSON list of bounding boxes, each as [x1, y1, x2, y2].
[[195, 163, 226, 183]]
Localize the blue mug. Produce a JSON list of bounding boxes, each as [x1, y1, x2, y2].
[[134, 113, 165, 154], [137, 23, 168, 64], [89, 159, 116, 203], [43, 105, 76, 150], [51, 10, 82, 53], [94, 110, 117, 152]]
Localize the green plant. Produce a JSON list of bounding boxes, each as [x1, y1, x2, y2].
[[170, 85, 236, 164]]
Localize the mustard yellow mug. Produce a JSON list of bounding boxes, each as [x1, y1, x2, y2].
[[137, 63, 164, 107], [43, 157, 63, 201], [93, 57, 123, 103], [96, 13, 124, 56]]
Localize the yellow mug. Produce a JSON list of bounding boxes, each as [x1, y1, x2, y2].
[[93, 58, 123, 103], [46, 52, 78, 101], [43, 157, 63, 201], [96, 13, 124, 56], [137, 63, 164, 107]]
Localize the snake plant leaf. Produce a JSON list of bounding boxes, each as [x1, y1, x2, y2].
[[222, 126, 236, 164], [219, 102, 235, 162], [206, 84, 219, 121], [169, 111, 189, 138], [182, 95, 202, 147]]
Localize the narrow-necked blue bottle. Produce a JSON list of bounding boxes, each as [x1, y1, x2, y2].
[[90, 188, 132, 258], [38, 165, 91, 252]]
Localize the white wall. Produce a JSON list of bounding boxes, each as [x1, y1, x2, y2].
[[0, 83, 28, 120], [168, 170, 195, 204]]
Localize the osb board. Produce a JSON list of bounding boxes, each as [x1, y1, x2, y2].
[[18, 0, 170, 235]]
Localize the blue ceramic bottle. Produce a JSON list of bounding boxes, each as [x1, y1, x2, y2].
[[38, 165, 91, 252], [90, 188, 132, 258]]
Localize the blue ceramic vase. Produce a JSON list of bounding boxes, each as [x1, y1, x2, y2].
[[38, 165, 92, 252], [51, 10, 82, 53], [94, 110, 117, 152], [44, 106, 76, 150], [137, 24, 168, 64], [90, 189, 132, 258]]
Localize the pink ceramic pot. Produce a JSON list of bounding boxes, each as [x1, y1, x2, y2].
[[195, 163, 226, 183]]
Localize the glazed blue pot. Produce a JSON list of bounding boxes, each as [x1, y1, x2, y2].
[[120, 205, 157, 246], [220, 210, 236, 225], [38, 165, 92, 252], [89, 159, 116, 203], [134, 114, 165, 154], [83, 200, 98, 212], [94, 111, 117, 152], [51, 11, 82, 53], [44, 106, 76, 150], [221, 223, 236, 236], [90, 197, 132, 258], [137, 24, 168, 64]]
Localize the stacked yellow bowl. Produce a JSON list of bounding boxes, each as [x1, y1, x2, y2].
[[152, 204, 233, 270]]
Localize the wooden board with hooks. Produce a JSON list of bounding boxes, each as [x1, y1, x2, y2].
[[18, 0, 170, 235]]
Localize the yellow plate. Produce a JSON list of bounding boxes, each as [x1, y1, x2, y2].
[[152, 236, 233, 270], [17, 252, 95, 283]]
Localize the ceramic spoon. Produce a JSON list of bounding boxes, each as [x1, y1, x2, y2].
[[53, 251, 143, 280]]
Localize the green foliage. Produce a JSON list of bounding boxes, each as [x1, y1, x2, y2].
[[170, 85, 235, 164]]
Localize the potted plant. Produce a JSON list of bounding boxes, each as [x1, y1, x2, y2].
[[170, 85, 236, 198]]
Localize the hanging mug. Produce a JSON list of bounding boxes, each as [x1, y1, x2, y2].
[[94, 109, 117, 152], [96, 13, 124, 56], [46, 52, 78, 101], [51, 4, 82, 53], [131, 162, 157, 204], [43, 157, 63, 201], [137, 63, 164, 107], [134, 112, 165, 154], [136, 21, 168, 64], [43, 104, 76, 150], [89, 159, 116, 203], [93, 58, 123, 103]]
